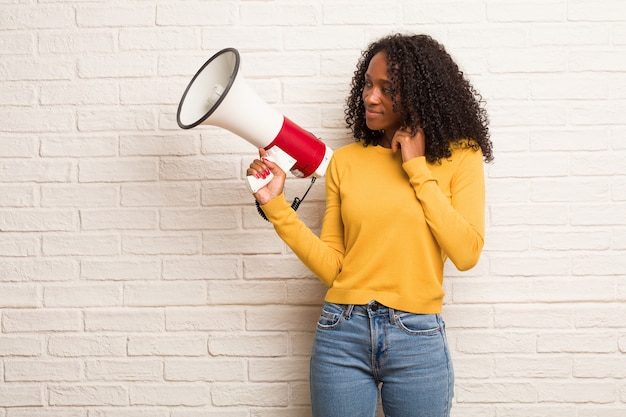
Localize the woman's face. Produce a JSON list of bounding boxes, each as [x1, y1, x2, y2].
[[362, 51, 403, 138]]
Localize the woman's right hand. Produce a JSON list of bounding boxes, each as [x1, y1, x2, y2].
[[246, 148, 286, 205]]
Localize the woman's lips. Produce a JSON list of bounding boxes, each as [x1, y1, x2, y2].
[[365, 109, 381, 119]]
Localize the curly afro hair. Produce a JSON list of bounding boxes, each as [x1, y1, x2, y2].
[[345, 33, 493, 164]]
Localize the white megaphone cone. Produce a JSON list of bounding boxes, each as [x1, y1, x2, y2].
[[177, 47, 333, 193]]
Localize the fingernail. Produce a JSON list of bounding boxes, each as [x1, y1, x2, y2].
[[265, 169, 270, 176]]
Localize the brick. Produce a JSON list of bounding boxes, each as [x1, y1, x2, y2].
[[123, 234, 201, 255], [48, 335, 127, 357], [240, 3, 318, 26], [85, 359, 162, 381], [44, 283, 121, 307], [0, 84, 36, 105], [6, 408, 86, 417], [42, 234, 120, 256], [77, 109, 156, 132], [160, 208, 239, 230], [0, 259, 78, 282], [207, 281, 286, 305], [245, 306, 319, 331], [0, 284, 40, 307], [0, 159, 72, 182], [81, 209, 158, 231], [211, 382, 289, 407], [208, 333, 288, 357], [456, 381, 537, 403], [0, 385, 43, 407], [203, 230, 283, 255], [568, 0, 626, 22], [2, 309, 82, 332], [0, 185, 37, 207], [0, 57, 74, 82], [537, 381, 615, 403], [78, 159, 158, 182], [0, 32, 34, 54], [84, 308, 165, 332], [159, 156, 239, 181], [249, 358, 309, 381], [404, 1, 485, 24], [130, 384, 210, 406], [5, 359, 82, 382], [162, 257, 240, 280], [0, 336, 42, 356], [121, 183, 199, 207], [164, 359, 245, 382], [78, 54, 155, 78], [41, 184, 119, 207], [124, 282, 207, 307], [456, 331, 537, 354], [166, 307, 244, 332], [487, 1, 565, 22], [156, 3, 233, 26], [128, 335, 208, 356], [538, 332, 617, 353], [534, 277, 616, 302], [119, 134, 198, 156], [243, 256, 312, 280], [81, 259, 161, 281], [76, 5, 155, 27], [40, 135, 118, 157], [49, 385, 128, 406], [39, 31, 115, 54], [495, 356, 572, 378], [40, 81, 119, 105]]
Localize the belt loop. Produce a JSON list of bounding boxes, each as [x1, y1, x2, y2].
[[389, 308, 396, 324], [343, 304, 354, 319]]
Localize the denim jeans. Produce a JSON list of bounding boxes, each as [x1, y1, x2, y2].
[[310, 301, 454, 417]]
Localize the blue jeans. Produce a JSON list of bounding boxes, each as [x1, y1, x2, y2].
[[310, 301, 454, 417]]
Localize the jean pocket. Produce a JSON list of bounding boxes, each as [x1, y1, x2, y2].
[[394, 312, 441, 336], [316, 303, 346, 330]]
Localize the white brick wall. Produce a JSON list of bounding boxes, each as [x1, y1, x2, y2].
[[0, 0, 624, 415]]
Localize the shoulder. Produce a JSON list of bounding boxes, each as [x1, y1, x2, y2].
[[447, 139, 484, 162], [333, 142, 367, 157]]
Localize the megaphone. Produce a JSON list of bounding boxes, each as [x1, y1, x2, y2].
[[177, 47, 333, 194]]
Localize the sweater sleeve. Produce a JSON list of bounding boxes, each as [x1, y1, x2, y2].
[[403, 147, 485, 271], [260, 156, 344, 286]]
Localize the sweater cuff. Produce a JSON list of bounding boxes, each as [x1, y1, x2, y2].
[[402, 156, 430, 180], [260, 193, 292, 223]]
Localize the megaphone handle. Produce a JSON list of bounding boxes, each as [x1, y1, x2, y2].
[[245, 146, 296, 194], [246, 171, 274, 194]]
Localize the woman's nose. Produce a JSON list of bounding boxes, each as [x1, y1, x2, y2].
[[364, 88, 381, 104]]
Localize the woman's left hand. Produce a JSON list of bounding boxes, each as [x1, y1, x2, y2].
[[390, 126, 426, 162]]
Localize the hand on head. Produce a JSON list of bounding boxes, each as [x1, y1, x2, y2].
[[390, 126, 426, 162]]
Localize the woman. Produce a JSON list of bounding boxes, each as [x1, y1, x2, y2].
[[247, 33, 493, 417]]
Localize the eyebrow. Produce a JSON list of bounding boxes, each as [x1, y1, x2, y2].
[[364, 73, 392, 85]]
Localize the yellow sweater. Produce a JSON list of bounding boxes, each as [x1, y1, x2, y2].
[[261, 141, 485, 314]]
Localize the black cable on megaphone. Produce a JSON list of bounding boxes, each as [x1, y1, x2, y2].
[[176, 47, 333, 218], [255, 177, 316, 222]]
